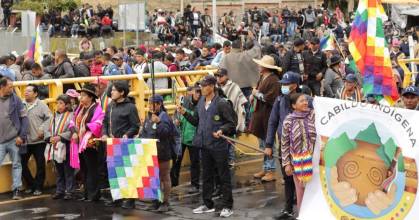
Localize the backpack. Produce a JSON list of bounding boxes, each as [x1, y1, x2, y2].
[[216, 96, 238, 136], [74, 63, 90, 77]]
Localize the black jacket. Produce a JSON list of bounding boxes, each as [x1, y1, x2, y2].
[[103, 98, 140, 138], [53, 59, 75, 79], [282, 49, 304, 75], [303, 50, 327, 79]]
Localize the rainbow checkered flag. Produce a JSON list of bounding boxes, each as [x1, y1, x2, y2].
[[348, 0, 399, 105], [106, 138, 162, 201]]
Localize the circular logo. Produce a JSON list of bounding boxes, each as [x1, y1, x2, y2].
[[320, 121, 417, 219]]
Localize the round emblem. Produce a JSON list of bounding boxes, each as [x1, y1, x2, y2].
[[214, 115, 220, 121]]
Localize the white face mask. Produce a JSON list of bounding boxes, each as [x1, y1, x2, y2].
[[281, 85, 291, 95]]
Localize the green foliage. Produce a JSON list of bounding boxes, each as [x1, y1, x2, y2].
[[13, 0, 81, 15]]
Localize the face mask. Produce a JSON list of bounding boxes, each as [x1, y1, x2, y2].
[[281, 85, 290, 95]]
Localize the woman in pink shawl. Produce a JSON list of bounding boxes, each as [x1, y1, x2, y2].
[[69, 83, 105, 202]]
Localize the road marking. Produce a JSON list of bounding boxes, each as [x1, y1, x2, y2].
[[0, 194, 50, 205]]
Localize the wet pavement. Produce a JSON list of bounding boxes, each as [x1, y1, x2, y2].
[[0, 158, 287, 220]]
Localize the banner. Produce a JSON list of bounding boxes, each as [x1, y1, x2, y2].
[[300, 97, 419, 219], [106, 138, 161, 201]]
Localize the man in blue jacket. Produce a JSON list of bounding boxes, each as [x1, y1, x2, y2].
[[0, 75, 29, 200], [264, 71, 300, 219]]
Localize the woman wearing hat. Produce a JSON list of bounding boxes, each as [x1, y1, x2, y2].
[[69, 83, 105, 202], [323, 55, 344, 98], [250, 55, 281, 182]]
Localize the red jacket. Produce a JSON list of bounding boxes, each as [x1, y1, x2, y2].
[[102, 16, 112, 26], [90, 62, 103, 76]]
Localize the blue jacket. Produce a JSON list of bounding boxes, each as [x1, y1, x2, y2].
[[265, 94, 313, 148], [184, 95, 236, 151], [8, 93, 29, 153]]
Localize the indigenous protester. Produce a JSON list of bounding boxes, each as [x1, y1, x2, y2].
[[178, 75, 237, 218], [140, 95, 176, 212], [303, 37, 327, 96], [337, 74, 363, 102], [102, 81, 140, 209], [65, 89, 80, 111], [399, 86, 419, 111], [250, 55, 281, 182], [21, 84, 52, 196], [281, 93, 316, 214], [171, 84, 201, 192], [323, 55, 344, 98], [265, 71, 301, 219], [69, 83, 105, 202], [216, 68, 247, 132], [0, 76, 28, 200], [45, 95, 75, 200]]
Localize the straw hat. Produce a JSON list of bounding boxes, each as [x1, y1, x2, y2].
[[253, 55, 282, 71]]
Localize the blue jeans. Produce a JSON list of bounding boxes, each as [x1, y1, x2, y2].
[[0, 138, 22, 190], [258, 138, 276, 171]]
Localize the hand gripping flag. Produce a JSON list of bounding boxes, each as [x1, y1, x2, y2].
[[106, 138, 162, 201], [348, 0, 399, 105]]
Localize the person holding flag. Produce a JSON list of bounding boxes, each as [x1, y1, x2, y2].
[[102, 81, 140, 209]]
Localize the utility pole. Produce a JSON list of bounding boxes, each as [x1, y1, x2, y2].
[[212, 0, 217, 40]]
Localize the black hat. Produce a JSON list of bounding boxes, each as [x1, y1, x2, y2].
[[215, 68, 228, 77], [329, 55, 341, 66], [294, 38, 305, 47], [200, 75, 217, 86], [78, 83, 98, 99]]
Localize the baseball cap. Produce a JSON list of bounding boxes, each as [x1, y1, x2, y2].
[[345, 74, 357, 83], [200, 75, 217, 86], [402, 86, 419, 96], [279, 71, 300, 84]]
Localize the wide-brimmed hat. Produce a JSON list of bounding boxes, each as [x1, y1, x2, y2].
[[253, 55, 282, 71], [78, 84, 98, 99]]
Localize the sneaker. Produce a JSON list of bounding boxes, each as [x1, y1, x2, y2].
[[274, 209, 294, 220], [156, 203, 170, 212], [52, 193, 64, 200], [261, 171, 276, 182], [24, 189, 34, 194], [253, 170, 266, 179], [33, 190, 42, 196], [220, 208, 234, 218], [193, 205, 215, 214], [12, 189, 22, 200]]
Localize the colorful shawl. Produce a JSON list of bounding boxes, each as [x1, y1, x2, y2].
[[69, 103, 104, 169], [45, 112, 72, 163]]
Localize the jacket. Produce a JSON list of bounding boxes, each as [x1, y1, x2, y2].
[[184, 95, 236, 150], [53, 59, 75, 79], [282, 49, 304, 75], [141, 110, 174, 161], [303, 50, 327, 79], [179, 96, 198, 146], [23, 99, 52, 144], [103, 98, 140, 138], [7, 93, 29, 152], [103, 62, 121, 76], [323, 67, 344, 98]]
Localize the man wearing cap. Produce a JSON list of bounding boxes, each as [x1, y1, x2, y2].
[[211, 41, 232, 67], [323, 55, 344, 98], [400, 86, 419, 111], [250, 55, 281, 182], [282, 38, 306, 77], [112, 54, 133, 75], [216, 68, 247, 132], [337, 74, 363, 102], [303, 37, 328, 96], [102, 53, 121, 76], [178, 75, 237, 217], [265, 71, 307, 219]]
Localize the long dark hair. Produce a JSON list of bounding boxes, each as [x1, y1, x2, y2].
[[289, 93, 305, 110]]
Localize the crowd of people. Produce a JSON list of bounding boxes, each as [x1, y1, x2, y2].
[[0, 3, 419, 220]]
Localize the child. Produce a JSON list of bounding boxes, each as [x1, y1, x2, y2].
[[45, 94, 75, 200]]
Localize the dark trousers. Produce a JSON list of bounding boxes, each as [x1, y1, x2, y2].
[[97, 143, 109, 189], [3, 9, 10, 27], [21, 143, 46, 191], [279, 156, 295, 213], [241, 87, 253, 128], [307, 79, 321, 96], [55, 144, 75, 194], [202, 148, 233, 209], [80, 148, 100, 200], [170, 144, 201, 188]]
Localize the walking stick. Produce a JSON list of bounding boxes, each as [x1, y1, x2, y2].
[[220, 135, 280, 159]]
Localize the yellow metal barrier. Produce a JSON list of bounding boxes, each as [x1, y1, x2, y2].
[[398, 58, 418, 88], [12, 70, 214, 119]]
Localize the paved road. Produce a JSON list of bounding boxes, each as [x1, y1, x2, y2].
[[0, 159, 287, 220]]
